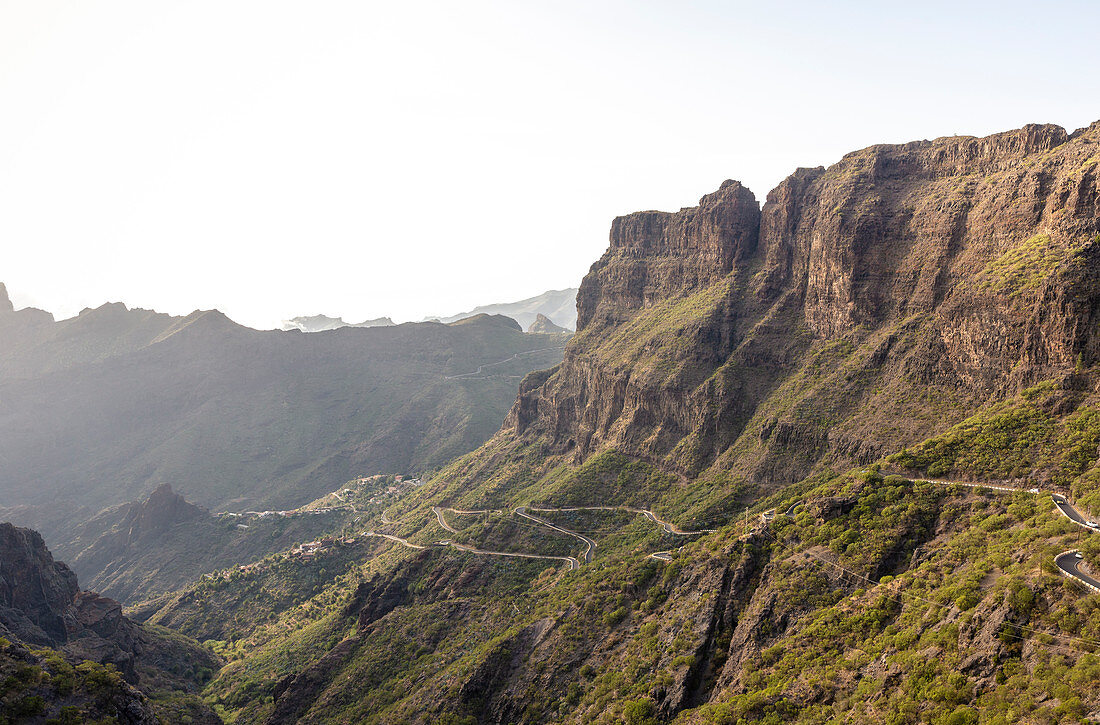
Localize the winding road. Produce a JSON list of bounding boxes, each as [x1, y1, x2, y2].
[[367, 513, 581, 570], [1047, 495, 1100, 592], [1055, 550, 1100, 593], [433, 506, 461, 534], [514, 506, 596, 564], [877, 475, 1099, 595], [1052, 494, 1098, 530], [374, 503, 721, 570], [525, 505, 716, 562]]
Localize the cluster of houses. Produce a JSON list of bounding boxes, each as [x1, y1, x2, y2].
[[358, 474, 423, 507], [291, 535, 359, 561]]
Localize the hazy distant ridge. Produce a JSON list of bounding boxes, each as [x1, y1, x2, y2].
[[281, 313, 394, 332], [428, 287, 578, 330]]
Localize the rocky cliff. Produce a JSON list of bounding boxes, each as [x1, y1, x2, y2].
[[508, 121, 1100, 489], [0, 522, 221, 722], [0, 522, 216, 682]]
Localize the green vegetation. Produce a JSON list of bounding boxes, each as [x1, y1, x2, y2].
[[0, 639, 148, 724], [977, 233, 1079, 298], [888, 382, 1100, 508]]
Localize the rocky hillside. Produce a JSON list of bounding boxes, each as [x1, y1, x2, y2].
[[0, 295, 567, 540], [0, 522, 218, 723], [177, 121, 1100, 725]]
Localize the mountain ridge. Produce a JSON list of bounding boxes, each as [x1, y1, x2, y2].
[[0, 295, 569, 543]]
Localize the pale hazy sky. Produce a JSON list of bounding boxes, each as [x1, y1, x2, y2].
[[1, 1, 1098, 328]]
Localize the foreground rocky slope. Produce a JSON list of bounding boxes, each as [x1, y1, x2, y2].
[[0, 523, 218, 723]]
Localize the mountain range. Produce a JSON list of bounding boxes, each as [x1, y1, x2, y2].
[[279, 288, 580, 334], [280, 314, 395, 333], [5, 120, 1100, 723], [0, 288, 568, 544]]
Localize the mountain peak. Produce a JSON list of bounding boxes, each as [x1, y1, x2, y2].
[[0, 282, 13, 314], [119, 484, 207, 543], [447, 313, 523, 332], [527, 313, 570, 334]]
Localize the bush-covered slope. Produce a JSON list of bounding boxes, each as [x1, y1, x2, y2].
[[42, 120, 1100, 723]]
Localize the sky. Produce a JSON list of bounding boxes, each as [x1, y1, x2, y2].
[[1, 1, 1098, 329]]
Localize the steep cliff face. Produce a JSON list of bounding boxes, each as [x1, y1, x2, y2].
[[0, 524, 80, 646], [576, 179, 761, 331], [201, 122, 1100, 725], [507, 121, 1100, 484]]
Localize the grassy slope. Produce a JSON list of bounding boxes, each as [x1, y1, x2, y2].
[[197, 443, 1100, 724]]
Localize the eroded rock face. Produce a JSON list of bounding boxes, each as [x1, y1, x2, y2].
[[0, 523, 80, 645], [118, 483, 207, 542], [0, 523, 151, 681], [508, 121, 1100, 480], [577, 179, 761, 331], [528, 313, 570, 334]]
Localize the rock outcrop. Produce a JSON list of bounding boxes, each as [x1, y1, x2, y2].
[[117, 483, 207, 541], [0, 524, 80, 646], [576, 179, 760, 331], [0, 522, 217, 684], [527, 313, 571, 334], [0, 523, 143, 679]]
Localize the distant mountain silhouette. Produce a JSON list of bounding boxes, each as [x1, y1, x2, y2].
[[281, 313, 394, 332], [427, 287, 577, 330]]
